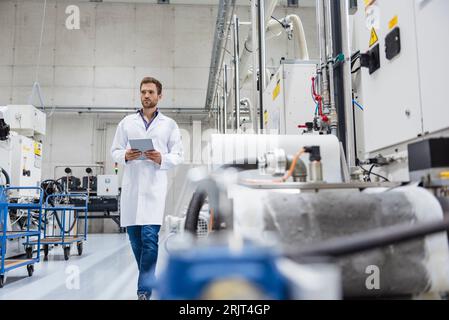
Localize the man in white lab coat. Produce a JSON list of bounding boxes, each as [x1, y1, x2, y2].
[[111, 77, 183, 300]]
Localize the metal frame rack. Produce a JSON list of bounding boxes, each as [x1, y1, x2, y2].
[[25, 193, 88, 261], [1, 186, 43, 288]]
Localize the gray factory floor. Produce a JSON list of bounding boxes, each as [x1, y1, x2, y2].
[[0, 233, 169, 300]]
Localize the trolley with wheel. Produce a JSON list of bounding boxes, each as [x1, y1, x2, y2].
[[25, 193, 88, 261], [0, 186, 43, 288]]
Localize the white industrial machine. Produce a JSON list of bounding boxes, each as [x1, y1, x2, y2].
[[354, 0, 449, 154], [0, 105, 46, 258], [0, 105, 46, 196], [263, 60, 318, 135]]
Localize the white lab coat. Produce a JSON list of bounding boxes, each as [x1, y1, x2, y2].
[[110, 111, 183, 227]]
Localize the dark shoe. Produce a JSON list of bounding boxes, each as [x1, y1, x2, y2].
[[138, 293, 150, 300]]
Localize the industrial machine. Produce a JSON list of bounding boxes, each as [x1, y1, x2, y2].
[[165, 0, 449, 300], [354, 0, 449, 154], [44, 167, 121, 230], [0, 105, 46, 258], [263, 60, 318, 134], [0, 105, 45, 197], [407, 138, 449, 215], [166, 133, 449, 300]]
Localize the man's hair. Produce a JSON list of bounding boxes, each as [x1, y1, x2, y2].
[[140, 77, 162, 95]]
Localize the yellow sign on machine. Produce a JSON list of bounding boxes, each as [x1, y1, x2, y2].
[[34, 141, 42, 156], [369, 27, 379, 47], [272, 80, 281, 101], [389, 15, 398, 30]]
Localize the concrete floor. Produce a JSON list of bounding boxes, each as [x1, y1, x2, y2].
[[0, 233, 169, 300]]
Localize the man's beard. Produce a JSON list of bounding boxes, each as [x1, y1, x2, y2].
[[142, 100, 157, 109]]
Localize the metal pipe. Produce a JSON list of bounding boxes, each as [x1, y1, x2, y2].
[[37, 106, 210, 115], [233, 15, 241, 132], [239, 0, 279, 88], [325, 0, 334, 62], [325, 0, 338, 136], [330, 0, 349, 158], [316, 0, 327, 69], [340, 0, 356, 167], [316, 0, 326, 97], [216, 91, 220, 133], [223, 64, 228, 134], [251, 0, 259, 132], [205, 0, 237, 110], [220, 90, 224, 133], [258, 0, 267, 132]]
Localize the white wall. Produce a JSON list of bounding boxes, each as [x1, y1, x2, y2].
[[0, 0, 217, 109], [0, 0, 318, 109]]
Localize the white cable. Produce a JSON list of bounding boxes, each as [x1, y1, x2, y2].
[[163, 232, 178, 254], [10, 210, 26, 226], [34, 0, 47, 84]]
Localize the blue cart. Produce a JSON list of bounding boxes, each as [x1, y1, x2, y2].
[[25, 193, 88, 261], [0, 186, 43, 288]]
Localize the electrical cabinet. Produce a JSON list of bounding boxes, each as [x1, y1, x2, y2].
[[414, 0, 449, 134], [355, 0, 449, 153], [97, 175, 119, 197]]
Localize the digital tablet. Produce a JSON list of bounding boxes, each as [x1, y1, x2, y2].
[[129, 138, 155, 160]]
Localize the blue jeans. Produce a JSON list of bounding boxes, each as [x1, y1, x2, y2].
[[127, 225, 161, 299]]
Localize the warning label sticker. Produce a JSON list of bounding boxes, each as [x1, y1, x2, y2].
[[365, 2, 380, 31], [369, 28, 379, 47], [34, 141, 42, 157], [272, 80, 281, 101], [389, 15, 398, 30]]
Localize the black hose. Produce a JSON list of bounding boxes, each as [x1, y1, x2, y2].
[[41, 179, 64, 202], [0, 167, 10, 186], [287, 215, 449, 259], [218, 158, 259, 171], [219, 163, 259, 171], [47, 210, 78, 234], [184, 190, 208, 235], [183, 159, 259, 235]]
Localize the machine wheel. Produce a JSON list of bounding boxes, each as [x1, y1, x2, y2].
[[77, 242, 83, 256], [43, 244, 49, 261], [27, 264, 34, 277], [0, 275, 4, 288], [63, 246, 70, 261], [25, 246, 33, 259]]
